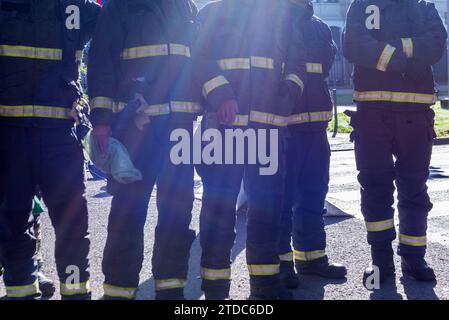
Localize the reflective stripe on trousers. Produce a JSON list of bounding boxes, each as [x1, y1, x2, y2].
[[103, 283, 137, 299]]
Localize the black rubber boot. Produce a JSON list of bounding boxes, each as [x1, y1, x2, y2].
[[401, 256, 436, 282], [61, 293, 92, 300], [297, 256, 347, 279], [248, 282, 293, 300], [155, 288, 185, 300], [280, 261, 299, 289], [363, 243, 395, 287], [203, 281, 230, 300], [37, 272, 56, 298]]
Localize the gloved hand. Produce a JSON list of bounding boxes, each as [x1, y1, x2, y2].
[[217, 99, 239, 125], [92, 124, 112, 155]]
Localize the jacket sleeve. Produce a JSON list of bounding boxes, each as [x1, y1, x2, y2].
[[343, 0, 407, 74], [79, 0, 101, 47], [282, 18, 307, 112], [396, 2, 447, 66], [190, 5, 236, 112], [87, 0, 124, 126]]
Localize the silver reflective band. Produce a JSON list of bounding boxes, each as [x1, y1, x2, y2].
[[279, 252, 294, 262], [306, 63, 323, 74], [365, 218, 395, 232], [284, 73, 304, 92], [250, 110, 289, 127], [232, 114, 249, 126], [399, 234, 427, 247], [294, 250, 326, 262], [121, 44, 168, 60], [401, 38, 413, 58], [169, 43, 191, 57], [203, 75, 230, 97], [76, 50, 83, 62], [0, 105, 72, 119], [103, 284, 136, 299], [137, 103, 170, 116], [6, 282, 39, 298], [289, 111, 333, 125], [376, 44, 396, 72], [60, 281, 90, 296], [353, 91, 437, 104], [91, 96, 114, 110], [250, 56, 274, 69], [155, 279, 186, 291], [171, 101, 202, 113], [201, 268, 231, 280], [247, 264, 280, 276], [217, 58, 251, 70], [0, 45, 62, 60]]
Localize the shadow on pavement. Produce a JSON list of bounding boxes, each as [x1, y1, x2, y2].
[[429, 166, 449, 180], [369, 278, 403, 300], [400, 276, 439, 300], [292, 275, 347, 300]]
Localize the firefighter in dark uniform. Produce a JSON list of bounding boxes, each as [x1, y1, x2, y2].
[[195, 0, 307, 300], [0, 0, 100, 299], [278, 0, 347, 290], [343, 0, 447, 284], [88, 0, 220, 300]]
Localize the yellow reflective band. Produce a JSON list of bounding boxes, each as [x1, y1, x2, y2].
[[137, 103, 170, 116], [121, 44, 168, 60], [203, 75, 230, 97], [76, 50, 83, 62], [376, 44, 396, 72], [201, 268, 231, 280], [6, 281, 39, 298], [0, 45, 62, 60], [289, 111, 332, 125], [399, 234, 427, 247], [217, 58, 250, 70], [306, 63, 323, 74], [155, 279, 186, 291], [231, 114, 249, 126], [171, 101, 202, 113], [103, 284, 136, 299], [353, 91, 437, 104], [91, 96, 114, 110], [0, 105, 72, 119], [247, 264, 280, 276], [366, 218, 395, 232], [169, 43, 191, 57], [279, 252, 294, 262], [250, 110, 289, 127], [250, 56, 274, 69], [285, 73, 304, 92], [60, 281, 90, 296], [401, 38, 414, 58], [294, 250, 326, 262]]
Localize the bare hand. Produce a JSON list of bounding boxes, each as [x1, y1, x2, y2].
[[92, 125, 112, 155], [217, 99, 239, 125]]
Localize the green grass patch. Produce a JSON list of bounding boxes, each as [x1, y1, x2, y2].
[[327, 102, 449, 138]]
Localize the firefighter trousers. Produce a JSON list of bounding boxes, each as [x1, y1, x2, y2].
[[279, 128, 330, 264], [197, 125, 286, 295], [102, 118, 195, 299], [0, 125, 90, 299], [349, 108, 435, 258]]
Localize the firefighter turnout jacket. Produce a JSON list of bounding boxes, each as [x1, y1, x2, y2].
[[88, 0, 217, 127], [194, 0, 307, 127], [0, 0, 100, 127], [289, 1, 336, 130], [343, 0, 447, 111]]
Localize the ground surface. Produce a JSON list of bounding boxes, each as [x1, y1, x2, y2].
[[1, 139, 448, 300]]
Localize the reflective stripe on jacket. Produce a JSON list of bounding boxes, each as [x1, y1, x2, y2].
[[0, 0, 100, 126], [343, 0, 447, 111]]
